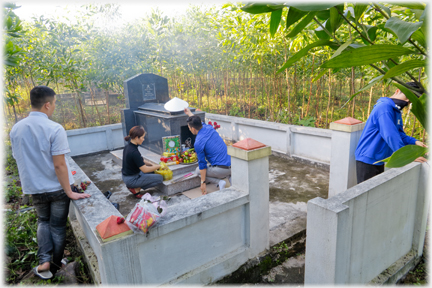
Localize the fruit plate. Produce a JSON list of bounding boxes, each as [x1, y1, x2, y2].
[[180, 160, 198, 165]]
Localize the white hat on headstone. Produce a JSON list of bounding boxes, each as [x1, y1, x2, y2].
[[164, 97, 189, 112]]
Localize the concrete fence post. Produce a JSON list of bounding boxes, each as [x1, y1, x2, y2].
[[228, 138, 271, 257], [328, 117, 365, 198], [412, 162, 430, 256]]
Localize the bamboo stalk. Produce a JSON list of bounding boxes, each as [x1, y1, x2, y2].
[[410, 117, 417, 137], [105, 89, 110, 125], [78, 97, 87, 128], [305, 54, 315, 117], [302, 61, 305, 118], [90, 86, 103, 125], [367, 86, 374, 117], [351, 67, 355, 118], [325, 70, 331, 128]]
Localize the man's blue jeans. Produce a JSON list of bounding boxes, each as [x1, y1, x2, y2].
[[32, 189, 70, 271]]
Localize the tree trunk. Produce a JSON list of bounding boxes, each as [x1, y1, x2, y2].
[[90, 86, 103, 125], [248, 68, 252, 118], [285, 64, 291, 123], [325, 70, 332, 128], [105, 89, 110, 124], [12, 104, 18, 123], [367, 86, 374, 117], [350, 67, 355, 117], [301, 61, 306, 118], [410, 117, 417, 137], [305, 54, 315, 117], [78, 96, 87, 128]]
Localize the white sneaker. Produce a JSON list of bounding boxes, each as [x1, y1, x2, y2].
[[218, 180, 226, 190]]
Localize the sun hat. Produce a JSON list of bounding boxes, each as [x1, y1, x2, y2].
[[164, 97, 189, 112]]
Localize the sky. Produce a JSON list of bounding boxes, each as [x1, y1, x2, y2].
[[13, 0, 217, 26]]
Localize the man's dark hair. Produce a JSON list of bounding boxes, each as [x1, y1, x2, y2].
[[187, 115, 203, 130], [30, 86, 56, 109], [405, 82, 421, 98]]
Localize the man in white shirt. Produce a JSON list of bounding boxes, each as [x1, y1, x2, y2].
[[10, 86, 90, 279]]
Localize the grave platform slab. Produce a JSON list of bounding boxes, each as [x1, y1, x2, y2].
[[110, 147, 200, 195]]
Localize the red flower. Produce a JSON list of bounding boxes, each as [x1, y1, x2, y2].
[[208, 121, 212, 125]]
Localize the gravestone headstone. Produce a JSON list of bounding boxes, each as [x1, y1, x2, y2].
[[124, 73, 170, 110]]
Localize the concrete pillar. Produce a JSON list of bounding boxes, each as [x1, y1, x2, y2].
[[328, 117, 365, 198], [228, 138, 271, 257]]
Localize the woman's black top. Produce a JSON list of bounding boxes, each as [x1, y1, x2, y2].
[[122, 142, 145, 176]]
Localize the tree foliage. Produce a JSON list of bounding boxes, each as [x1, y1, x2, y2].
[[240, 2, 428, 167]]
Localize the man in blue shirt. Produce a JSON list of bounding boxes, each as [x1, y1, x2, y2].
[[355, 82, 427, 183], [184, 108, 231, 194], [10, 86, 91, 279]]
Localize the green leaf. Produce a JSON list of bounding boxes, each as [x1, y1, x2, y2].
[[393, 83, 427, 130], [366, 25, 378, 41], [328, 4, 344, 33], [312, 68, 329, 82], [241, 3, 286, 14], [411, 29, 426, 48], [383, 60, 426, 79], [286, 7, 308, 30], [286, 11, 317, 38], [331, 40, 352, 58], [376, 3, 391, 18], [396, 3, 425, 10], [320, 44, 415, 69], [270, 9, 283, 37], [384, 17, 423, 44], [277, 40, 335, 73], [375, 145, 427, 168], [340, 75, 384, 108], [315, 25, 330, 40], [316, 10, 330, 20], [290, 3, 340, 11], [419, 5, 427, 36], [354, 4, 368, 22]]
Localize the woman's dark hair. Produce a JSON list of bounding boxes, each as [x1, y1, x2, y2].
[[124, 126, 146, 142], [30, 86, 56, 109], [186, 115, 203, 130]]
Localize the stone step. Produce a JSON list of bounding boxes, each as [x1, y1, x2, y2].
[[157, 173, 201, 196], [110, 147, 201, 196]]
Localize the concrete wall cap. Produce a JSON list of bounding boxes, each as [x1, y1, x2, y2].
[[232, 138, 266, 151], [228, 145, 271, 161], [334, 117, 363, 125], [330, 121, 366, 132]]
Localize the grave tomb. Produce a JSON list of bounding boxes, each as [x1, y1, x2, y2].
[[121, 73, 205, 154]]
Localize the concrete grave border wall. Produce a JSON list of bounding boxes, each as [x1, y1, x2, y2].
[[66, 124, 124, 157], [305, 161, 429, 284], [66, 142, 271, 285], [66, 117, 332, 166], [196, 113, 331, 165]]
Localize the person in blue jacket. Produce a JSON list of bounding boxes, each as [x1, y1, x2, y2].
[[184, 108, 231, 194], [355, 82, 427, 184]]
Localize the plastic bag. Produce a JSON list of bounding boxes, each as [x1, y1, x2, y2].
[[126, 193, 168, 234]]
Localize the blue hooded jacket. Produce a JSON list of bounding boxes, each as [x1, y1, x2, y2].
[[355, 97, 417, 165], [194, 122, 231, 170]]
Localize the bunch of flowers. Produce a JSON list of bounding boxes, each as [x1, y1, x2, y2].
[[208, 121, 220, 130]]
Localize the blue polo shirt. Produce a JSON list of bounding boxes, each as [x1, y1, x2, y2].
[[194, 122, 231, 170], [10, 112, 73, 194]]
